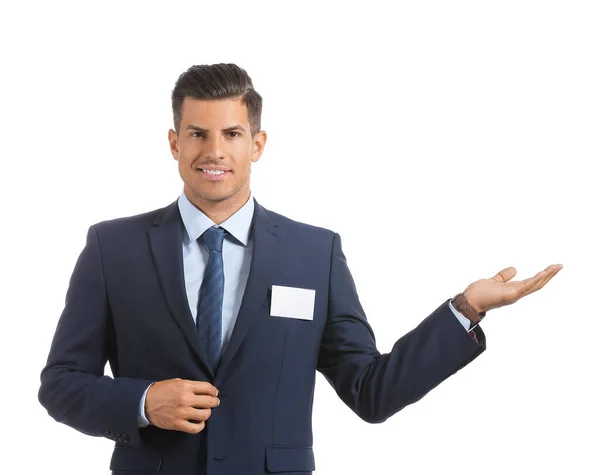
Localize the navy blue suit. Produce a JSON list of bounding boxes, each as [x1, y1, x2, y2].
[[39, 198, 486, 474]]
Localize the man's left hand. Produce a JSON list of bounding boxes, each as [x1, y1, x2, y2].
[[463, 264, 563, 314]]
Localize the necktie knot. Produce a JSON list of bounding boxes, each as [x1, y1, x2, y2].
[[201, 226, 226, 252]]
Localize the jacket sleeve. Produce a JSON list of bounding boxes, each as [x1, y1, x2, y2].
[[317, 232, 486, 423], [38, 225, 153, 448]]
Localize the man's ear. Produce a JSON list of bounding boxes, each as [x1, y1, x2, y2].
[[251, 130, 267, 163], [168, 129, 179, 161]]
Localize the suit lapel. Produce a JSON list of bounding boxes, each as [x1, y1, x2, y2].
[[148, 200, 214, 377], [215, 198, 278, 383]]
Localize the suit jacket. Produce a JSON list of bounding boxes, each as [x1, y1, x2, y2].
[[39, 197, 486, 475]]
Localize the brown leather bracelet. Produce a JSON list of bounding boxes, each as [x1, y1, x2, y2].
[[451, 293, 486, 326]]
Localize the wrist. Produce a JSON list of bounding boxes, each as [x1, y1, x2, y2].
[[144, 384, 154, 426], [451, 293, 486, 325]]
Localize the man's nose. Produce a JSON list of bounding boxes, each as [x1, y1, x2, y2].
[[204, 135, 225, 159]]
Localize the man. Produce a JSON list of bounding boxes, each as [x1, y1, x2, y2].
[[39, 63, 562, 475]]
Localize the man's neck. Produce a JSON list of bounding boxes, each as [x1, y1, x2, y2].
[[184, 188, 251, 225]]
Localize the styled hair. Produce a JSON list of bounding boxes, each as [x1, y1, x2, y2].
[[171, 63, 262, 136]]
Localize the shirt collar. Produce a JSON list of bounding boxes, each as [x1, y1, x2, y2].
[[177, 190, 255, 246]]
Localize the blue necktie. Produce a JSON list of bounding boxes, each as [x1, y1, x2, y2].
[[197, 226, 226, 372]]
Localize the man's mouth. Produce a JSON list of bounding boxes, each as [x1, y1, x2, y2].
[[197, 168, 231, 179], [199, 168, 227, 176]]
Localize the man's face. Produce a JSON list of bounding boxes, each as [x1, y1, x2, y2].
[[168, 97, 266, 210]]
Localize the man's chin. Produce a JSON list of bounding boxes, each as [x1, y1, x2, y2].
[[189, 188, 242, 205]]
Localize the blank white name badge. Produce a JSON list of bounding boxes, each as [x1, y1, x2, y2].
[[270, 285, 315, 321]]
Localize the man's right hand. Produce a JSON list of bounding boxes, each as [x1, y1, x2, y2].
[[145, 378, 220, 434]]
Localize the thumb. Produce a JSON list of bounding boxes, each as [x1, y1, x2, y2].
[[491, 266, 517, 283]]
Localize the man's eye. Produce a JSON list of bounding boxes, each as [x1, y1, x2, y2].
[[228, 131, 241, 138], [191, 132, 205, 138]]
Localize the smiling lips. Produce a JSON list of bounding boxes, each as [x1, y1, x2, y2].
[[197, 168, 231, 180]]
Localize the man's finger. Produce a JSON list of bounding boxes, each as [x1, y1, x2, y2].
[[520, 264, 562, 298], [502, 270, 544, 301], [191, 395, 221, 409], [186, 407, 212, 422], [516, 271, 546, 296], [511, 264, 561, 300], [178, 420, 206, 435], [492, 266, 517, 283], [189, 381, 219, 397]]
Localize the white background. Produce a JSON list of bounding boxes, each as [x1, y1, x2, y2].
[[1, 1, 598, 474]]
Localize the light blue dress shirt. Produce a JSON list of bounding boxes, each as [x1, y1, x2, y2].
[[137, 191, 471, 426]]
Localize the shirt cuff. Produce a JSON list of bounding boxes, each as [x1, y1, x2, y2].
[[137, 383, 153, 428], [448, 300, 472, 332]]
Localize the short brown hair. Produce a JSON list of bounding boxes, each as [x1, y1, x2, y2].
[[171, 63, 262, 136]]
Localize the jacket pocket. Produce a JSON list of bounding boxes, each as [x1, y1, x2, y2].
[[109, 446, 162, 472], [265, 445, 315, 473]]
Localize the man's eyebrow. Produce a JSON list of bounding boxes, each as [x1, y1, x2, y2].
[[185, 124, 246, 133], [223, 125, 246, 132]]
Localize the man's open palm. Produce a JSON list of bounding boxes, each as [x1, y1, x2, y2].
[[464, 264, 563, 314]]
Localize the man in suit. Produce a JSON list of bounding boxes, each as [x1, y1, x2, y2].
[[39, 63, 562, 475]]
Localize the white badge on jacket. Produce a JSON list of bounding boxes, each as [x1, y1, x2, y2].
[[270, 285, 315, 321]]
